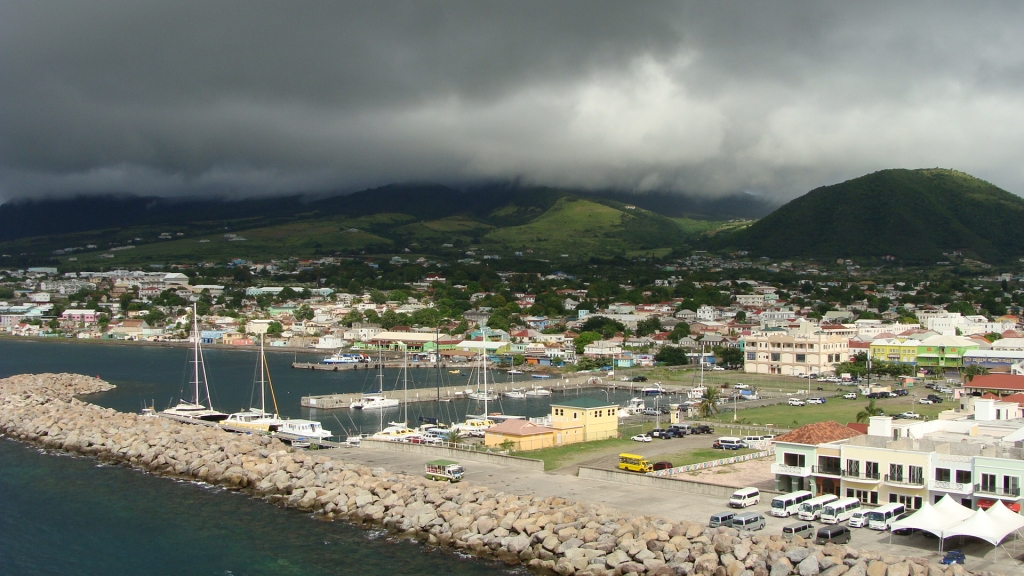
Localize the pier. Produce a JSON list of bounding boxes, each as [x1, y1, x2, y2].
[[291, 361, 451, 372], [299, 377, 691, 409]]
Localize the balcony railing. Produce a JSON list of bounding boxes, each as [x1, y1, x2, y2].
[[974, 484, 1022, 497], [841, 470, 880, 481], [812, 465, 842, 477], [933, 480, 971, 493], [885, 474, 925, 488], [771, 463, 811, 477]]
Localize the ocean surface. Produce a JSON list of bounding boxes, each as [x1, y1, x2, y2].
[[0, 338, 659, 576]]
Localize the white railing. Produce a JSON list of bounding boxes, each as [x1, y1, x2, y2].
[[771, 463, 811, 476]]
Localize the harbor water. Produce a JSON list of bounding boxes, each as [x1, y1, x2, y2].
[[0, 338, 670, 575]]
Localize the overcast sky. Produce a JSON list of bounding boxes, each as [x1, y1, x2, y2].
[[2, 2, 1023, 203]]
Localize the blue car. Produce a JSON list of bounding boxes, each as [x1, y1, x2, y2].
[[940, 551, 965, 565]]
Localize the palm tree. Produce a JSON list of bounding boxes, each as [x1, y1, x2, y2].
[[699, 387, 720, 419], [962, 364, 989, 383], [855, 399, 884, 423], [443, 428, 466, 445]]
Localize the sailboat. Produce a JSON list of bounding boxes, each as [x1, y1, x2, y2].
[[161, 304, 228, 422], [454, 329, 497, 437], [350, 348, 400, 410], [223, 335, 285, 432], [371, 347, 418, 441]]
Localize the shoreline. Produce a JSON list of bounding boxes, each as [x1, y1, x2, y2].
[[0, 372, 995, 576]]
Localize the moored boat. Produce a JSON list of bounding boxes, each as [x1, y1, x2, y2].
[[502, 387, 527, 399], [161, 304, 228, 423], [524, 385, 552, 397]]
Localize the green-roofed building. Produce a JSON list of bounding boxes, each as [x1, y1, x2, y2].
[[550, 397, 618, 444]]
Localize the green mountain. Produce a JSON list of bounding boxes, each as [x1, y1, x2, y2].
[[0, 186, 744, 267], [718, 168, 1024, 263]]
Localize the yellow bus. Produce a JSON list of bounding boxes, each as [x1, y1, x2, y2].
[[618, 453, 652, 473]]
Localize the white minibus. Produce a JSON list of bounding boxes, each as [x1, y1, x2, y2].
[[770, 490, 813, 517], [820, 497, 861, 524], [866, 502, 906, 531], [797, 494, 839, 521]]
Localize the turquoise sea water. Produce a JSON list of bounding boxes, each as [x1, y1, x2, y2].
[[0, 339, 658, 576]]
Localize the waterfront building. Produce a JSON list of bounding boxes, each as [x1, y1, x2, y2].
[[548, 398, 618, 444]]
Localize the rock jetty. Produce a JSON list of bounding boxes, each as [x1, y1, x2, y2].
[[0, 373, 999, 576]]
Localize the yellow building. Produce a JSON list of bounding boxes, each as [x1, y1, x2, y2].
[[549, 398, 619, 445], [483, 419, 556, 451], [868, 338, 921, 365]]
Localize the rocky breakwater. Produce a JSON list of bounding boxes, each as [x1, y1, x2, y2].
[[0, 373, 1000, 576]]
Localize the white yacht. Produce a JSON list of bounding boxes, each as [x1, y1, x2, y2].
[[371, 423, 418, 441], [278, 419, 332, 440], [524, 385, 552, 397], [640, 383, 665, 396], [161, 304, 228, 423], [503, 387, 527, 399], [467, 389, 498, 401]]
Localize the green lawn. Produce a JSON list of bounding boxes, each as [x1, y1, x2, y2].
[[707, 396, 949, 429], [654, 447, 758, 468], [513, 436, 636, 471]]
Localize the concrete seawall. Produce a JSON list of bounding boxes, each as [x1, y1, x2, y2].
[[0, 373, 989, 576], [361, 438, 545, 471]]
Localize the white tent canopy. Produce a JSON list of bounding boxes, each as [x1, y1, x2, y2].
[[985, 500, 1024, 536], [890, 503, 957, 539], [933, 494, 977, 524], [942, 509, 1011, 546]]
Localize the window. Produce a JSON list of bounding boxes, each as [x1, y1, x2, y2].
[[1004, 476, 1020, 495], [796, 354, 806, 362], [956, 470, 972, 484], [865, 461, 879, 479], [771, 353, 780, 361], [747, 352, 756, 360], [846, 459, 860, 477], [982, 473, 997, 492], [935, 468, 951, 482], [783, 453, 806, 467], [909, 466, 923, 485], [870, 491, 878, 504], [573, 412, 578, 419], [889, 463, 904, 482]]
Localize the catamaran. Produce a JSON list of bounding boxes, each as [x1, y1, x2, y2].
[[223, 335, 284, 432], [350, 349, 400, 410], [161, 304, 228, 422]]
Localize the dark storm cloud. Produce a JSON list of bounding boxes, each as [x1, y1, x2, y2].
[[2, 1, 1024, 202]]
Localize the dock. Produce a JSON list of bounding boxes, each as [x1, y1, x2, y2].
[[291, 361, 448, 372], [299, 378, 689, 409]]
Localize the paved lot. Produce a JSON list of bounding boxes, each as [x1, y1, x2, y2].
[[323, 442, 1023, 573]]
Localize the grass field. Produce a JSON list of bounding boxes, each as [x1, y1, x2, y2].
[[484, 197, 627, 254], [706, 396, 948, 428]]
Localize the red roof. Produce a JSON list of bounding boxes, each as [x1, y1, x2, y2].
[[1000, 393, 1024, 405], [774, 420, 863, 445], [980, 392, 1000, 400], [846, 423, 869, 434], [965, 374, 1024, 392]]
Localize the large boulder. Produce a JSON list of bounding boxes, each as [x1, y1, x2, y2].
[[797, 556, 819, 576]]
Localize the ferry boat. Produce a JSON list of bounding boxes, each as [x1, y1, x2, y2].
[[322, 352, 365, 365]]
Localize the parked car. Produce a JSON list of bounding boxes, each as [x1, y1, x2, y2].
[[650, 428, 675, 439], [847, 510, 867, 528], [843, 392, 858, 399], [918, 398, 934, 404], [940, 550, 966, 565], [899, 411, 921, 419], [927, 394, 944, 403], [670, 424, 692, 436], [692, 424, 715, 434], [652, 461, 674, 471], [893, 389, 909, 397], [788, 398, 806, 406], [632, 375, 649, 382], [711, 366, 725, 371], [631, 434, 652, 442], [815, 525, 852, 544], [807, 397, 826, 405], [641, 408, 660, 416]]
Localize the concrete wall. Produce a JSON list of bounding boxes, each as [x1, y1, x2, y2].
[[361, 439, 545, 471], [577, 466, 781, 497]]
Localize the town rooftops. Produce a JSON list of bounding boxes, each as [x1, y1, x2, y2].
[[486, 419, 556, 436], [964, 374, 1024, 393], [773, 420, 864, 445], [550, 397, 618, 410]]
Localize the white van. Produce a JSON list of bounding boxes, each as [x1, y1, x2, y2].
[[847, 510, 867, 528], [797, 494, 839, 521], [714, 437, 744, 450], [770, 490, 813, 517], [729, 487, 761, 508], [821, 497, 861, 524], [741, 435, 764, 448]]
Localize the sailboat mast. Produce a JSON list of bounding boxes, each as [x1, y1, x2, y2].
[[403, 346, 408, 424], [483, 326, 488, 416], [259, 334, 266, 413], [192, 303, 200, 404]]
